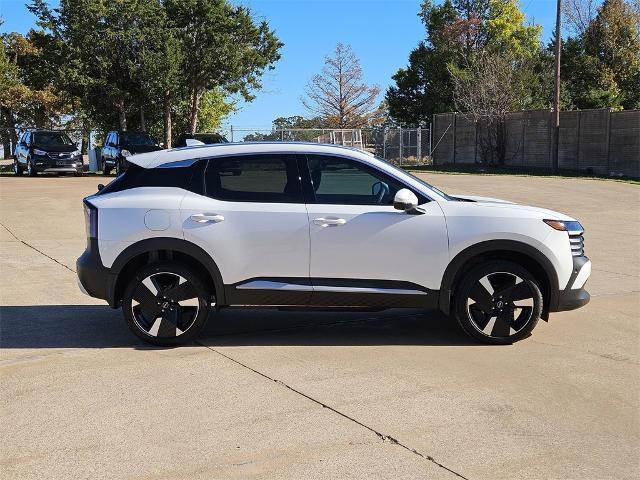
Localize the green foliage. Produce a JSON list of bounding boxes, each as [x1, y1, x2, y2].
[[22, 0, 282, 142], [387, 0, 544, 125], [562, 0, 640, 110]]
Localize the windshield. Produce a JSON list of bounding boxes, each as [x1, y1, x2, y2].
[[377, 157, 453, 200], [32, 132, 74, 147], [120, 132, 157, 146]]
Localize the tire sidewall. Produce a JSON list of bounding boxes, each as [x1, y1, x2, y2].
[[122, 262, 212, 346], [453, 260, 542, 345], [27, 157, 36, 176]]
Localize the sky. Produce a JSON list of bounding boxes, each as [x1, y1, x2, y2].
[[1, 0, 564, 131]]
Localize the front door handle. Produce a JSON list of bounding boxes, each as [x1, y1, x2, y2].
[[313, 217, 346, 227], [191, 213, 225, 223]]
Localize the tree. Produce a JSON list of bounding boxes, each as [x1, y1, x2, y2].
[[386, 0, 542, 125], [27, 0, 281, 146], [563, 0, 599, 36], [1, 29, 69, 156], [562, 0, 640, 109], [451, 51, 543, 164], [165, 0, 282, 134], [302, 43, 380, 128]]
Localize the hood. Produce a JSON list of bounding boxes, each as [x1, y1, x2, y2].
[[33, 144, 77, 153], [451, 194, 515, 204], [126, 145, 162, 154], [451, 194, 577, 221]]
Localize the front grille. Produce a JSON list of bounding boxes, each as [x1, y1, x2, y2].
[[569, 233, 584, 256], [48, 152, 72, 160]]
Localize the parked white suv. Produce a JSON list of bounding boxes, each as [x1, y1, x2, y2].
[[77, 143, 590, 346]]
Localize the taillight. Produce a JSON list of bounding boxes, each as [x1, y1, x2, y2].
[[83, 199, 98, 239]]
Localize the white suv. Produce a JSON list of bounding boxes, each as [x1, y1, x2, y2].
[[77, 143, 591, 346]]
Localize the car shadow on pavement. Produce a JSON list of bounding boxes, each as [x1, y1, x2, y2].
[[0, 305, 479, 349]]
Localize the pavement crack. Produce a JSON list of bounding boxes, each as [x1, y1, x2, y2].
[[197, 342, 470, 480], [0, 222, 76, 273]]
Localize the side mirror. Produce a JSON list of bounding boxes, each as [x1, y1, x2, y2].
[[393, 189, 423, 214], [97, 183, 104, 191]]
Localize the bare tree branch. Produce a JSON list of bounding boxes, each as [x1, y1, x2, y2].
[[302, 43, 380, 128]]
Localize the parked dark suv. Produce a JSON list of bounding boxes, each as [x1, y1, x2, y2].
[[174, 132, 228, 147], [14, 129, 83, 176], [101, 131, 161, 175]]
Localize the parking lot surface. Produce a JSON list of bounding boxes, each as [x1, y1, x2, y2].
[[1, 173, 638, 479]]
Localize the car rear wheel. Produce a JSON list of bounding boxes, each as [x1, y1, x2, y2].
[[122, 263, 213, 346], [13, 159, 23, 176], [453, 261, 542, 344]]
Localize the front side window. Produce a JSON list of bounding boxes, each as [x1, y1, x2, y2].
[[32, 132, 74, 147], [205, 154, 302, 203], [120, 132, 157, 146], [306, 154, 414, 206]]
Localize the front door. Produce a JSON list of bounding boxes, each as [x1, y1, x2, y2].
[[180, 154, 311, 306], [303, 154, 449, 308]]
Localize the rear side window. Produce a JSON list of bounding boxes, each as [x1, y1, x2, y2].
[[204, 154, 302, 203], [98, 162, 204, 195]]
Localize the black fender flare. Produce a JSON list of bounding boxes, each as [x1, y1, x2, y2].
[[438, 240, 560, 316], [106, 237, 225, 307]]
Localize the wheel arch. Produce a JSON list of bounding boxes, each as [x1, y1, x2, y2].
[[107, 237, 225, 308], [439, 240, 559, 319]]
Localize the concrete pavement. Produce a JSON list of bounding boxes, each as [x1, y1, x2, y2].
[[1, 173, 638, 479]]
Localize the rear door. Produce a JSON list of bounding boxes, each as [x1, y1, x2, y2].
[[180, 153, 311, 306]]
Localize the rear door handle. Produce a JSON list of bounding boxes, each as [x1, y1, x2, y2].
[[191, 213, 225, 223], [313, 217, 346, 227]]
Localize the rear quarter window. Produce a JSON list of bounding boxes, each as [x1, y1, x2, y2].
[[97, 162, 204, 195]]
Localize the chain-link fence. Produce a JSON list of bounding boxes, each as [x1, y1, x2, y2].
[[227, 126, 432, 166], [3, 125, 434, 167]]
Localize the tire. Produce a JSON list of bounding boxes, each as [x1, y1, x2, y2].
[[452, 260, 542, 345], [27, 157, 37, 176], [122, 263, 213, 346], [115, 159, 122, 176], [103, 165, 112, 175], [13, 158, 23, 176], [74, 171, 83, 177]]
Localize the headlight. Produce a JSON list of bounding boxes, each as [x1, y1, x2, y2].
[[33, 149, 47, 156], [121, 149, 132, 157], [72, 150, 81, 156], [543, 219, 584, 234]]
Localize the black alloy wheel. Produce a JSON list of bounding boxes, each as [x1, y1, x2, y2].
[[454, 261, 542, 344], [123, 263, 213, 346]]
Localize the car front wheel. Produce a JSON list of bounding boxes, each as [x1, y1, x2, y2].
[[27, 158, 37, 176], [122, 263, 213, 346], [453, 261, 542, 344]]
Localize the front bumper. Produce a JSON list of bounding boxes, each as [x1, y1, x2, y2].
[[550, 256, 591, 312], [556, 287, 590, 311], [33, 157, 83, 172]]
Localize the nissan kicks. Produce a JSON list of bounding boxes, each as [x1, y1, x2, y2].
[[77, 143, 591, 346]]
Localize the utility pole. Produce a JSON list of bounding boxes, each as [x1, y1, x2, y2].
[[552, 0, 562, 173]]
